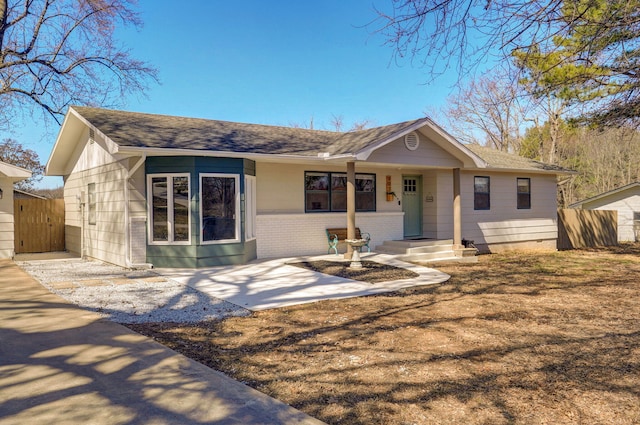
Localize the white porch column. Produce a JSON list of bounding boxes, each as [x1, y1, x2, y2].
[[453, 168, 462, 248], [345, 161, 356, 259]]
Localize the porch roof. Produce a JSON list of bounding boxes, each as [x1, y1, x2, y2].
[[0, 161, 32, 182]]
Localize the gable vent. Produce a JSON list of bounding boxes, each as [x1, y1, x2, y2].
[[404, 131, 420, 151], [89, 128, 95, 144]]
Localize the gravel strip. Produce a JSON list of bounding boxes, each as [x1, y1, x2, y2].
[[17, 258, 251, 324]]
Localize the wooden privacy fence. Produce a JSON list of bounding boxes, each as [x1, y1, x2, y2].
[[14, 199, 65, 253], [557, 209, 617, 250]]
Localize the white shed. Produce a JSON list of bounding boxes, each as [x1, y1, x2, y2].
[[0, 161, 33, 259], [570, 182, 640, 242]]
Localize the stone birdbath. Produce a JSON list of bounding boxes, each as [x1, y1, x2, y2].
[[345, 239, 368, 269]]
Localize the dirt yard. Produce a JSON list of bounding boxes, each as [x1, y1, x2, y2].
[[128, 245, 640, 425]]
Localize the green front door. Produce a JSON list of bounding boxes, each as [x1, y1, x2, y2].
[[402, 175, 422, 238]]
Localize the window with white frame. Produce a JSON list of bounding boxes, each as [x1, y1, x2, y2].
[[200, 173, 240, 243], [147, 174, 190, 244], [245, 175, 257, 241]]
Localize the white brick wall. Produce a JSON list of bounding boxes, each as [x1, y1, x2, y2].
[[256, 212, 404, 258]]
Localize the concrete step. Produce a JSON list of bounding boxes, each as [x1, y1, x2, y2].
[[375, 239, 453, 255], [379, 239, 453, 249], [374, 238, 478, 263]]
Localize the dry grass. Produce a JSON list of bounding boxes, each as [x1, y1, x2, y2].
[[128, 244, 640, 425]]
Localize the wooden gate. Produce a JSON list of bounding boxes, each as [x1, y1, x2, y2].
[[14, 199, 65, 253]]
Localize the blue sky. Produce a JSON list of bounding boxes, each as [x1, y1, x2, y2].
[[15, 0, 461, 188]]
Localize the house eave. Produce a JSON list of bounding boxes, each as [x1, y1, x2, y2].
[[0, 161, 32, 182], [116, 146, 359, 164], [463, 166, 576, 176]]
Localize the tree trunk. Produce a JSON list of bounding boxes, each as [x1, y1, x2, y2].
[[0, 0, 7, 54]]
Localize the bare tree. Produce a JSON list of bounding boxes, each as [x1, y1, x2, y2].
[[371, 0, 571, 79], [291, 115, 374, 132], [0, 0, 157, 126], [329, 114, 375, 132], [444, 74, 527, 152], [372, 0, 640, 124], [0, 138, 44, 190]]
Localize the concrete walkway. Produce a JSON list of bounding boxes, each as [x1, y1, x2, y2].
[[157, 253, 451, 311], [0, 260, 325, 425]]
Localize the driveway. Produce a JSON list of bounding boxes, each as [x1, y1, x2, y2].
[[0, 260, 324, 425]]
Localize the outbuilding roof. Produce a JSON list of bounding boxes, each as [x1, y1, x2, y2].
[[569, 182, 640, 208]]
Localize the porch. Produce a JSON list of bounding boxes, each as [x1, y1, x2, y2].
[[255, 211, 477, 263]]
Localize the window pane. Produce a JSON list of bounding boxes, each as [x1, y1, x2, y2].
[[356, 192, 375, 211], [245, 176, 257, 240], [517, 178, 531, 209], [306, 172, 329, 211], [474, 177, 490, 210], [330, 174, 347, 210], [357, 175, 375, 192], [307, 192, 330, 211], [173, 176, 189, 241], [202, 176, 236, 241], [357, 174, 376, 211], [331, 191, 347, 211], [331, 174, 347, 191], [305, 173, 328, 190], [474, 177, 489, 193], [151, 177, 168, 241], [517, 178, 530, 193], [517, 193, 531, 209]]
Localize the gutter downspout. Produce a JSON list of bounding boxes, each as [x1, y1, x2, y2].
[[124, 155, 152, 268]]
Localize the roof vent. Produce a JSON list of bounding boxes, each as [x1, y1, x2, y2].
[[404, 132, 420, 151], [89, 128, 95, 144]]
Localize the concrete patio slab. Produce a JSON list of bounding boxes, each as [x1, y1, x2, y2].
[[156, 253, 450, 311]]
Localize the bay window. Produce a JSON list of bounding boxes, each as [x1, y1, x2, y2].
[[200, 173, 240, 243]]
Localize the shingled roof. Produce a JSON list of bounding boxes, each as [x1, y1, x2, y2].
[[465, 144, 572, 173], [65, 107, 569, 174], [72, 106, 427, 157]]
